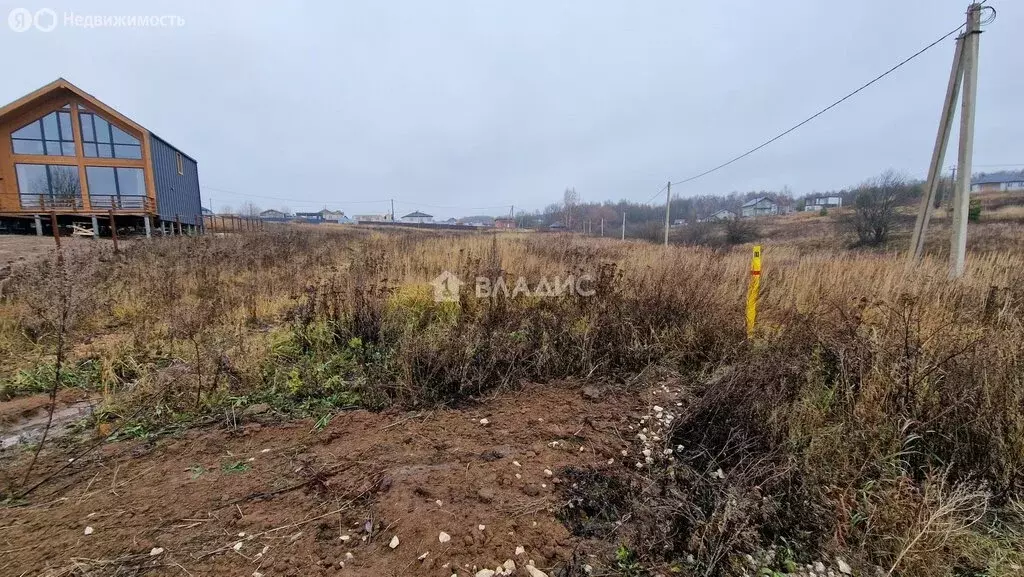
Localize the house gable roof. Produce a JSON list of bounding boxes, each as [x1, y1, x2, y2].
[[972, 172, 1024, 185], [0, 77, 195, 161], [742, 196, 776, 208], [402, 211, 433, 218]]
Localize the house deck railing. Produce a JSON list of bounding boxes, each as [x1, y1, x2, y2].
[[19, 194, 152, 212]]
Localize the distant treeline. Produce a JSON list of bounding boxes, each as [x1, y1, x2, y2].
[[512, 177, 926, 236]]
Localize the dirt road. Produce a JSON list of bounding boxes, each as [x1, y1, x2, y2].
[[0, 382, 651, 577]]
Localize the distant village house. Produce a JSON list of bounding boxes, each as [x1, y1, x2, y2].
[[740, 197, 779, 218], [259, 209, 289, 222], [703, 209, 737, 222], [804, 194, 842, 212], [401, 211, 433, 224], [354, 214, 392, 223], [318, 209, 347, 223], [971, 173, 1024, 193]]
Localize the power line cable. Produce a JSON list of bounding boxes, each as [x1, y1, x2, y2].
[[665, 20, 968, 189], [394, 200, 517, 211], [644, 183, 667, 204], [203, 186, 391, 206], [205, 185, 517, 213]]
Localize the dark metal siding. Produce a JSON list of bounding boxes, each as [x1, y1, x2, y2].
[[149, 134, 201, 225]]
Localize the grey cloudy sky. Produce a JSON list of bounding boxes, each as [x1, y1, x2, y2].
[[1, 0, 1020, 218]]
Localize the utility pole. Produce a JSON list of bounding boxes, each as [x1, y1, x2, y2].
[[390, 199, 395, 221], [621, 212, 625, 240], [663, 181, 671, 246], [951, 3, 981, 278], [907, 2, 985, 278], [600, 218, 604, 237], [908, 32, 964, 262]]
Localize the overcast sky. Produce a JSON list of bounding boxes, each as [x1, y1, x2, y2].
[[1, 1, 1020, 218]]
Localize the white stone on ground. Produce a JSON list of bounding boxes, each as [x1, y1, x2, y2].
[[389, 535, 400, 549], [439, 531, 451, 543]]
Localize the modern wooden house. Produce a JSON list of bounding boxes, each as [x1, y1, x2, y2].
[[0, 78, 201, 235]]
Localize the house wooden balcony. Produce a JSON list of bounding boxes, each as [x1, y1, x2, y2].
[[18, 194, 153, 214]]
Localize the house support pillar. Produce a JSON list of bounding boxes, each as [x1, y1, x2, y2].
[[144, 216, 152, 238], [91, 216, 100, 239], [34, 215, 43, 236]]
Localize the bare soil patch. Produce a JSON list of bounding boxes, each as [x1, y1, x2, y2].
[[1, 382, 647, 577]]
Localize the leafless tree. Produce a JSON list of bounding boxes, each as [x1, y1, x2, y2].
[[238, 201, 262, 218], [17, 248, 100, 491], [848, 169, 914, 246], [29, 167, 80, 207], [563, 187, 579, 230]]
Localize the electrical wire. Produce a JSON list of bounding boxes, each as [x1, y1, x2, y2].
[[215, 13, 986, 212], [664, 20, 968, 189], [644, 183, 667, 204], [204, 185, 517, 213], [203, 186, 391, 206]]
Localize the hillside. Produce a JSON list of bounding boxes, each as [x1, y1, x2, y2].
[[0, 220, 1022, 577]]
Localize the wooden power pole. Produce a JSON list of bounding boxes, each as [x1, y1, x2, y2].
[[908, 2, 984, 278]]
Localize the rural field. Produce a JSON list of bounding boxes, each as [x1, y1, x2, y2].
[[0, 209, 1023, 577]]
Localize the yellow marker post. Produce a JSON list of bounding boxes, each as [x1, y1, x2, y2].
[[746, 245, 762, 338]]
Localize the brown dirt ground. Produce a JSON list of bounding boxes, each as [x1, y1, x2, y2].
[[0, 235, 128, 271], [0, 390, 93, 428], [0, 382, 654, 577]]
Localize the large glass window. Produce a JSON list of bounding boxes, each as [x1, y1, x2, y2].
[[79, 109, 142, 159], [15, 164, 82, 208], [86, 166, 146, 209], [10, 110, 75, 156]]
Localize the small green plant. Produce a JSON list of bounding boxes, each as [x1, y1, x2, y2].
[[969, 198, 982, 223], [312, 413, 331, 432], [0, 360, 101, 399], [221, 461, 250, 474], [615, 544, 644, 576], [107, 422, 152, 441]]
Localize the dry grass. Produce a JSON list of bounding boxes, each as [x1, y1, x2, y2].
[[1, 224, 1023, 575]]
